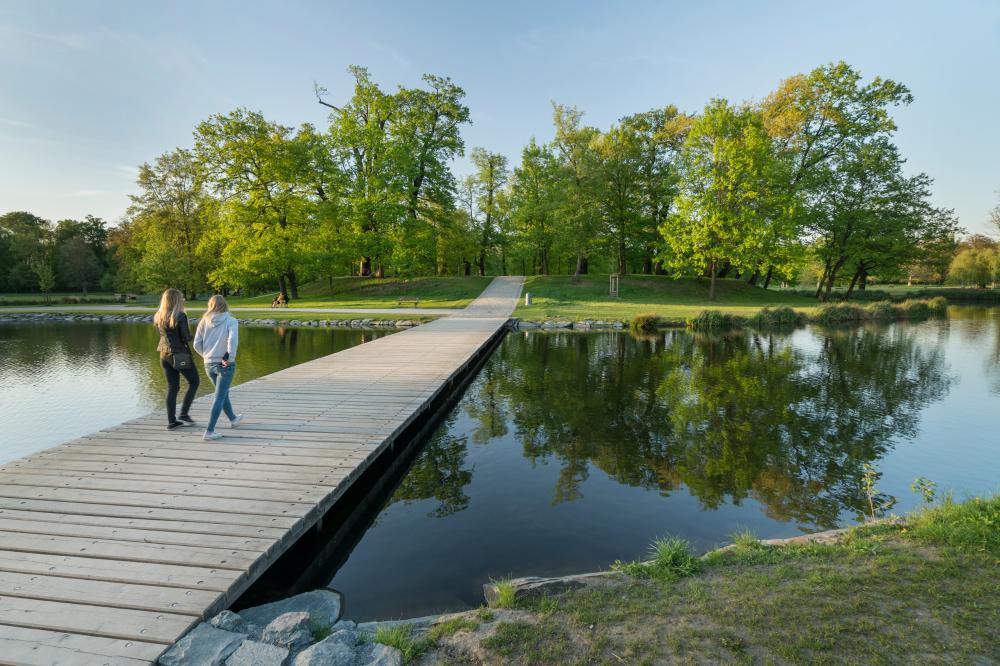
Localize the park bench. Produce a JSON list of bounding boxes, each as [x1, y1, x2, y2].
[[398, 296, 420, 306]]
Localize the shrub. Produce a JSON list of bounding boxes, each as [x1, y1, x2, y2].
[[812, 303, 868, 324], [865, 301, 898, 320], [687, 310, 747, 330], [926, 296, 948, 315], [748, 306, 802, 327], [373, 624, 430, 663], [907, 494, 1000, 554], [488, 580, 517, 609], [897, 299, 931, 319], [630, 313, 661, 332], [613, 535, 702, 581]]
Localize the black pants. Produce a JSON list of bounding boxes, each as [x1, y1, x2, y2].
[[161, 357, 200, 423]]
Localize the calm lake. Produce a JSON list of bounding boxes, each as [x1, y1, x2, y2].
[[328, 307, 1000, 619], [0, 321, 388, 463], [2, 310, 999, 621]]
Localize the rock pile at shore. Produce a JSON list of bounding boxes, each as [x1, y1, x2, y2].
[[158, 590, 402, 666], [0, 312, 418, 329]]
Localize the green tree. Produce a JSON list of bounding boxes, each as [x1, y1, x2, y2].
[[195, 109, 326, 299], [127, 149, 214, 297], [58, 235, 101, 294], [660, 99, 780, 300], [29, 257, 56, 301], [469, 148, 509, 276], [551, 104, 601, 275], [0, 211, 52, 291], [509, 139, 563, 274], [947, 247, 995, 288]]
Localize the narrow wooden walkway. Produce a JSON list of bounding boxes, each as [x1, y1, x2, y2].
[[0, 276, 523, 665]]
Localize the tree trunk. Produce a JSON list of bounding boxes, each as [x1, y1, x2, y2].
[[462, 259, 471, 276], [859, 268, 868, 291], [617, 237, 626, 274], [642, 253, 653, 274], [477, 251, 486, 277], [747, 270, 760, 286], [374, 261, 384, 279], [575, 254, 588, 275], [359, 256, 372, 277], [287, 271, 299, 299], [762, 266, 774, 289], [708, 261, 718, 301], [845, 268, 861, 300]]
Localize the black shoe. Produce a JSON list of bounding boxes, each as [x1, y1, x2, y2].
[[167, 421, 182, 430], [178, 414, 196, 426]]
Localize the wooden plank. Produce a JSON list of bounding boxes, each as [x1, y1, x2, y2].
[[0, 625, 164, 665], [0, 517, 277, 551], [0, 596, 195, 643], [0, 485, 314, 518], [0, 464, 341, 491], [0, 551, 240, 591], [0, 472, 329, 504], [0, 531, 259, 569], [0, 497, 300, 529], [0, 509, 288, 540], [0, 571, 218, 614]]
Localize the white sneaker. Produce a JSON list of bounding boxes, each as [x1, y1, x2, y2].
[[203, 431, 223, 441], [229, 414, 244, 428]]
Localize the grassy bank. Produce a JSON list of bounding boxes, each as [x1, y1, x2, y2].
[[515, 275, 816, 323], [227, 276, 492, 309], [686, 297, 948, 331], [418, 495, 999, 664]]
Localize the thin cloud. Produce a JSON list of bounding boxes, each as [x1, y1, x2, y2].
[[0, 117, 35, 129]]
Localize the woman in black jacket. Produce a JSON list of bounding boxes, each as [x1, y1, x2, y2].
[[154, 288, 200, 430]]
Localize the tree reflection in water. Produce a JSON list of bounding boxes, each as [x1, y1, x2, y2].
[[389, 325, 951, 528]]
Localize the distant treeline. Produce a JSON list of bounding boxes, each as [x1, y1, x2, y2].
[[4, 61, 995, 301]]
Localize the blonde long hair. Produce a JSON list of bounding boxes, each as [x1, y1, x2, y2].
[[153, 288, 184, 328], [206, 294, 229, 315]]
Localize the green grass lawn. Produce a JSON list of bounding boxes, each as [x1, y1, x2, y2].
[[226, 276, 493, 309], [516, 275, 818, 322], [419, 495, 1000, 665]]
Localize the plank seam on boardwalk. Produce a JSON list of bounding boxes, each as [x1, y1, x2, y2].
[[0, 276, 523, 665]]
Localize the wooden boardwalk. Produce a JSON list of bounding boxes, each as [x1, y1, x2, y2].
[[0, 277, 523, 665]]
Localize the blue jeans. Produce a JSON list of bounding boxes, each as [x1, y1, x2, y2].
[[206, 362, 236, 432]]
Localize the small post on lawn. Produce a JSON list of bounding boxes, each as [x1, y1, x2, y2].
[[524, 293, 533, 305], [609, 274, 620, 298]]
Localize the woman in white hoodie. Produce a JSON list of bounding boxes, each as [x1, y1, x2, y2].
[[193, 295, 243, 440]]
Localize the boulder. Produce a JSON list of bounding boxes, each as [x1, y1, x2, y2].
[[261, 612, 313, 651], [238, 589, 342, 630], [158, 623, 244, 666], [396, 320, 416, 327], [209, 610, 248, 634], [291, 632, 356, 666], [483, 572, 620, 606], [357, 643, 403, 666], [224, 640, 290, 666]]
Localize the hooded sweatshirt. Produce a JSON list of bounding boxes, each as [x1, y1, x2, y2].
[[193, 311, 239, 364]]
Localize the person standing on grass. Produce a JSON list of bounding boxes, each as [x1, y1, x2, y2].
[[154, 288, 200, 430], [193, 294, 243, 440]]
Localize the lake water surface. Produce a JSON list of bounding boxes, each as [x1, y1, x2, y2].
[[2, 311, 998, 622], [327, 307, 1000, 619], [0, 321, 388, 463]]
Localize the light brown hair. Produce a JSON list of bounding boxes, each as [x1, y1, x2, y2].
[[153, 288, 184, 329]]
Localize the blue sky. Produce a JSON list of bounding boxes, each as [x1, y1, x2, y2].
[[1, 0, 998, 233]]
